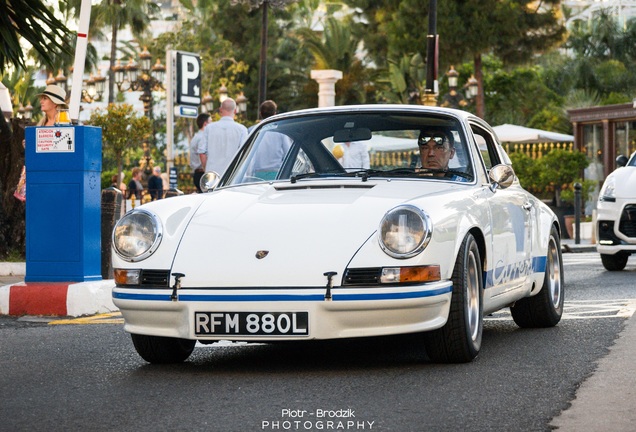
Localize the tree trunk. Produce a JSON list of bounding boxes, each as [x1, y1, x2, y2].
[[473, 53, 485, 119], [0, 117, 27, 259]]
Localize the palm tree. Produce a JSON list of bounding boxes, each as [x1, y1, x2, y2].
[[297, 17, 369, 105], [0, 0, 72, 74], [90, 0, 160, 104]]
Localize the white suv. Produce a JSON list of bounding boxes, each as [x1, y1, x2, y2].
[[597, 152, 636, 270]]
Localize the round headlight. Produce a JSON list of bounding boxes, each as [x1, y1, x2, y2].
[[112, 209, 163, 262], [379, 205, 432, 259]]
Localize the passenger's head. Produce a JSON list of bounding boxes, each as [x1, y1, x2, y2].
[[418, 129, 455, 171], [196, 113, 210, 129], [219, 98, 237, 117], [259, 100, 277, 120]]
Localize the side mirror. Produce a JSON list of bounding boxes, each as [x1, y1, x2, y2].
[[616, 155, 628, 168], [489, 164, 515, 191], [200, 171, 220, 192]]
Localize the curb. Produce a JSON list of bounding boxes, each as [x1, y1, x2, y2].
[[0, 280, 117, 317], [0, 262, 26, 276]]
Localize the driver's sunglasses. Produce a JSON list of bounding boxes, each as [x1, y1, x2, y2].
[[418, 134, 447, 147]]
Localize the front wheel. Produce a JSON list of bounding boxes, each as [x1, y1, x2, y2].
[[601, 252, 629, 271], [131, 334, 196, 364], [424, 233, 483, 363], [511, 225, 564, 328]]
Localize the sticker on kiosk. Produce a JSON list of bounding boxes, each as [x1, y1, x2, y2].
[[36, 128, 75, 153]]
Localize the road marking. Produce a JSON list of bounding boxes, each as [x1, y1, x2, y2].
[[50, 312, 124, 325], [487, 299, 636, 321]]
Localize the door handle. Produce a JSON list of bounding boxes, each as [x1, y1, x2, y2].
[[522, 202, 533, 211]]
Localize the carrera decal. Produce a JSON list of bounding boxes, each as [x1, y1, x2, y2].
[[483, 256, 547, 289]]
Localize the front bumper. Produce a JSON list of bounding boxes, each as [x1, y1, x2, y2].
[[597, 200, 636, 255], [112, 282, 453, 341]]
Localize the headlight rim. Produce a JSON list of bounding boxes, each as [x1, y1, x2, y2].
[[112, 209, 163, 262], [378, 204, 432, 259]]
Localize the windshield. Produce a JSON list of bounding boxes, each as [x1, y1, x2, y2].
[[224, 112, 475, 186]]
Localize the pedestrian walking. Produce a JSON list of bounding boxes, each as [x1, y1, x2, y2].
[[190, 113, 210, 192], [197, 98, 248, 176], [148, 166, 163, 200]]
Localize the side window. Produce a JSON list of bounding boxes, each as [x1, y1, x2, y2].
[[290, 148, 315, 177], [471, 124, 501, 171]]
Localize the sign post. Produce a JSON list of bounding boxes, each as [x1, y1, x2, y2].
[[166, 50, 201, 178]]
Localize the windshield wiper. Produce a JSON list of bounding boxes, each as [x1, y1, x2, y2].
[[290, 171, 344, 183]]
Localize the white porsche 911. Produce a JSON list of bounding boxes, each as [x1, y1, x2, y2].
[[111, 105, 564, 364]]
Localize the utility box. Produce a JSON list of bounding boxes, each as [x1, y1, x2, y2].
[[25, 125, 102, 282]]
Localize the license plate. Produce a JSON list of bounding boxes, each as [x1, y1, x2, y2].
[[194, 312, 309, 336]]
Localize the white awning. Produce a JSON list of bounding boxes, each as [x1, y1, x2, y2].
[[492, 124, 574, 143]]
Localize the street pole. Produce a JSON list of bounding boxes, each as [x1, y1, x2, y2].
[[422, 0, 438, 106], [69, 0, 92, 123], [166, 50, 174, 176], [258, 1, 268, 109]]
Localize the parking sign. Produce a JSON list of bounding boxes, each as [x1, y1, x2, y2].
[[176, 52, 201, 106]]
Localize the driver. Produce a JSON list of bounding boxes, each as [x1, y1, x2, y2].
[[418, 129, 456, 171]]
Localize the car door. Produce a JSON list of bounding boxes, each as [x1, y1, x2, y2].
[[471, 123, 533, 298]]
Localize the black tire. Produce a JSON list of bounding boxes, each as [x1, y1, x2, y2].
[[511, 225, 564, 328], [424, 233, 483, 363], [131, 334, 196, 364], [601, 252, 629, 271]]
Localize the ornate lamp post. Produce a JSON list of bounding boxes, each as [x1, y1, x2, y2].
[[113, 47, 166, 120], [440, 65, 479, 110]]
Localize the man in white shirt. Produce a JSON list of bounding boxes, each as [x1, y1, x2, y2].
[[197, 98, 248, 176], [249, 100, 292, 180], [341, 141, 370, 169], [189, 113, 210, 192]]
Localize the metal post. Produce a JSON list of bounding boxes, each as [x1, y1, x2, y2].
[[574, 182, 582, 245], [422, 0, 438, 106], [258, 1, 269, 108]]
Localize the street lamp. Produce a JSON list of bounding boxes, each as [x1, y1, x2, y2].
[[236, 92, 248, 117], [24, 103, 33, 120], [55, 69, 68, 94], [113, 46, 166, 119], [440, 66, 479, 110], [202, 93, 214, 113], [218, 84, 228, 104]]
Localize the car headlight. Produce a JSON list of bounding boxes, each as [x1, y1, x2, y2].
[[379, 205, 432, 258], [112, 209, 163, 262], [599, 176, 616, 202]]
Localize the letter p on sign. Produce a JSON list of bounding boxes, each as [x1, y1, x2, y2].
[[176, 52, 201, 106]]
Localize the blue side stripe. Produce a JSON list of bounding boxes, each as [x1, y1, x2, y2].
[[334, 286, 452, 301], [113, 287, 452, 302]]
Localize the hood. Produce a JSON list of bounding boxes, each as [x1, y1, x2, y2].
[[170, 179, 460, 288], [611, 167, 636, 199]]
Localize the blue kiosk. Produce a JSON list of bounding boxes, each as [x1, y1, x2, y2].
[[25, 125, 102, 282]]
